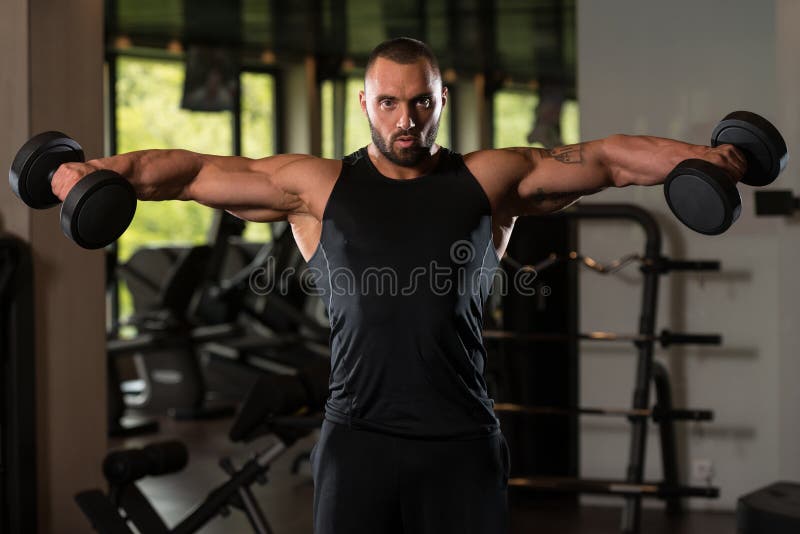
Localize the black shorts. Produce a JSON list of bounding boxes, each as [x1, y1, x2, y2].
[[310, 420, 510, 534]]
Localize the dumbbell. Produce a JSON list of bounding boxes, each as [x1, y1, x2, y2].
[[8, 131, 137, 249], [664, 111, 788, 235]]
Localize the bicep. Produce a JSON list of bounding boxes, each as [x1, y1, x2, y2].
[[225, 207, 288, 223], [508, 143, 610, 215], [184, 154, 310, 214]]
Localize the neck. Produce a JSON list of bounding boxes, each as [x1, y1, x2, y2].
[[366, 144, 441, 179]]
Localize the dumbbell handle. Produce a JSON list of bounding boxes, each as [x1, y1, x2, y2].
[[661, 259, 720, 272], [710, 111, 788, 187], [660, 330, 721, 347], [41, 151, 78, 185]]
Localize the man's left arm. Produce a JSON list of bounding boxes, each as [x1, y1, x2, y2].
[[484, 135, 747, 217]]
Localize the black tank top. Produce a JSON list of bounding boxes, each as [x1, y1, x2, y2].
[[307, 147, 500, 439]]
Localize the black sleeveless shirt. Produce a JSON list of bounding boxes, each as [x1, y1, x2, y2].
[[307, 147, 500, 439]]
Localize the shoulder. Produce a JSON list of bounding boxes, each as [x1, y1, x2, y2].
[[251, 155, 340, 193], [282, 157, 341, 221], [462, 148, 537, 211], [251, 154, 342, 178], [289, 156, 343, 181], [463, 148, 535, 179], [247, 155, 341, 220]]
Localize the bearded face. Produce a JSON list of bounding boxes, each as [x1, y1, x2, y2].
[[360, 57, 447, 168]]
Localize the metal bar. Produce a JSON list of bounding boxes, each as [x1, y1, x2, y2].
[[481, 0, 496, 149], [508, 476, 719, 499], [331, 77, 345, 159], [546, 204, 661, 250], [172, 443, 285, 534], [496, 402, 649, 418], [494, 402, 711, 421], [627, 209, 659, 534], [238, 485, 274, 534], [115, 484, 169, 534], [652, 361, 681, 514], [482, 329, 721, 346], [272, 69, 284, 155], [75, 490, 135, 534], [504, 252, 720, 276], [106, 51, 121, 335]]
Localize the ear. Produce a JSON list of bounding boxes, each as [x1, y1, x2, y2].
[[359, 90, 367, 114], [441, 86, 448, 109]]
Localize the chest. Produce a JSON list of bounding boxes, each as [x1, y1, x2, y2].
[[332, 177, 489, 257]]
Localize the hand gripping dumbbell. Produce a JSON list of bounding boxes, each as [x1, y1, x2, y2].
[[8, 131, 137, 249], [664, 111, 789, 235]]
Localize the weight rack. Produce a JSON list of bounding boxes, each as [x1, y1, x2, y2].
[[498, 204, 721, 534]]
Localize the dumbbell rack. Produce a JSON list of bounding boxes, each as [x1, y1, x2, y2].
[[503, 204, 720, 534]]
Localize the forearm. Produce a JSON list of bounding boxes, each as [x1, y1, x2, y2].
[[88, 149, 204, 201], [602, 134, 706, 187]]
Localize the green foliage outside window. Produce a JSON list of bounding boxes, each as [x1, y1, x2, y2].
[[116, 56, 231, 263], [494, 90, 580, 149], [345, 78, 373, 155], [114, 56, 275, 319], [240, 72, 276, 242]]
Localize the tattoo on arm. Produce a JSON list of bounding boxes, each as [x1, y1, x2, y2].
[[541, 144, 584, 164]]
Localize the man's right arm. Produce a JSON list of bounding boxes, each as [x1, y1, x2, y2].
[[51, 150, 318, 222]]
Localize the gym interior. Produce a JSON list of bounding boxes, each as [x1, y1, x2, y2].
[[1, 1, 799, 533]]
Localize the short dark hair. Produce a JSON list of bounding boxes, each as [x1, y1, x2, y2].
[[365, 37, 441, 79]]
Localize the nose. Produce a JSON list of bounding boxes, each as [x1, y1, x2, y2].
[[396, 105, 416, 131]]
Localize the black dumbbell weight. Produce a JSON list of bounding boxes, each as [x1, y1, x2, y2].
[[9, 131, 137, 249], [664, 111, 788, 235]]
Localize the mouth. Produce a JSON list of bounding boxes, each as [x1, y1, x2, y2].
[[393, 136, 418, 149]]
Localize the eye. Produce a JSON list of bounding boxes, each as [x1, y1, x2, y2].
[[417, 97, 432, 108], [380, 99, 396, 110]]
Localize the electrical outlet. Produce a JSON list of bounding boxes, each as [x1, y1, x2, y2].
[[692, 459, 714, 482]]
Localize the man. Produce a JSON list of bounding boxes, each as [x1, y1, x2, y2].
[[52, 38, 745, 534]]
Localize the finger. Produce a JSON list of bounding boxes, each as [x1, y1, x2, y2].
[[729, 146, 748, 169], [732, 151, 748, 178], [52, 165, 76, 201], [718, 145, 746, 180]]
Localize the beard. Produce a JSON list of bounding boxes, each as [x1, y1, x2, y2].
[[368, 116, 441, 167]]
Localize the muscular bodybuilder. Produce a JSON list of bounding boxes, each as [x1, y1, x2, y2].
[[51, 38, 745, 534]]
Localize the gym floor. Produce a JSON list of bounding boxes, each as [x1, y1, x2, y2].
[[112, 416, 737, 534]]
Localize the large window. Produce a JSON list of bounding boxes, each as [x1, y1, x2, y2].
[[116, 56, 230, 263], [240, 71, 277, 242], [113, 55, 277, 319], [115, 56, 277, 259], [241, 71, 277, 160]]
